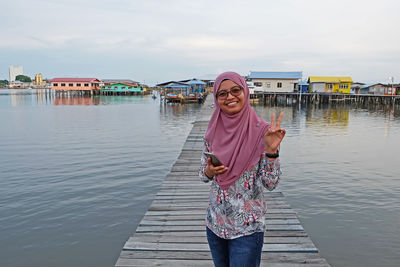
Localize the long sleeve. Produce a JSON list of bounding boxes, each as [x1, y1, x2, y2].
[[258, 155, 281, 191], [199, 141, 212, 183]]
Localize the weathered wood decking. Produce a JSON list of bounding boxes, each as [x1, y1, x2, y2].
[[115, 97, 330, 266]]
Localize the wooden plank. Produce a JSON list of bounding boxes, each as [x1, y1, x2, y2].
[[151, 199, 289, 206], [145, 209, 297, 216], [148, 204, 292, 210], [116, 258, 213, 267], [152, 196, 285, 202], [171, 166, 202, 172], [118, 250, 329, 264], [156, 192, 284, 199], [135, 224, 304, 233], [163, 173, 202, 177], [117, 258, 329, 267], [128, 235, 314, 244], [154, 193, 284, 199], [147, 207, 293, 213], [153, 197, 285, 202], [142, 213, 298, 221], [123, 241, 317, 253], [156, 187, 210, 191], [139, 219, 301, 226], [129, 230, 310, 238]]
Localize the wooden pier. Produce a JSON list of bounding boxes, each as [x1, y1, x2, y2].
[[101, 91, 150, 96], [251, 92, 400, 106], [115, 96, 330, 266], [53, 89, 101, 97]]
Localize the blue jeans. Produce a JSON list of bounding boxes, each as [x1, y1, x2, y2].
[[206, 227, 264, 267]]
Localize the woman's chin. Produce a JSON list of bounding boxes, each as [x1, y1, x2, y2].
[[221, 102, 244, 114]]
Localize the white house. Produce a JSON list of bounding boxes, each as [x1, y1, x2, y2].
[[246, 81, 255, 94], [247, 71, 302, 92], [9, 65, 23, 82]]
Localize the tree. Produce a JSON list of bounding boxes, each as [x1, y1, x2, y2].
[[0, 80, 9, 87], [16, 75, 32, 82]]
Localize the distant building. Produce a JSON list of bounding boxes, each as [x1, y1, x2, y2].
[[185, 79, 206, 94], [102, 79, 140, 86], [32, 73, 48, 88], [246, 82, 256, 94], [158, 81, 191, 95], [194, 74, 217, 89], [247, 71, 302, 92], [360, 83, 391, 95], [101, 83, 143, 93], [157, 78, 207, 95], [50, 78, 101, 91], [9, 65, 23, 82], [308, 77, 353, 93], [35, 74, 43, 84], [298, 80, 309, 93], [351, 82, 365, 94], [393, 84, 400, 95], [9, 81, 29, 89], [385, 84, 398, 95]]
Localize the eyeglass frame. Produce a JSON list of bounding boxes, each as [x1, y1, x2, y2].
[[216, 86, 244, 100]]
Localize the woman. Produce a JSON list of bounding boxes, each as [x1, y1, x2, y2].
[[199, 71, 286, 267]]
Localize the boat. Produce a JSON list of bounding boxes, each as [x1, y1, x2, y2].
[[166, 93, 178, 98], [166, 93, 181, 103], [184, 93, 198, 103]]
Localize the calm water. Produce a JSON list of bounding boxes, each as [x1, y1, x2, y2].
[[253, 103, 400, 267], [1, 90, 399, 266]]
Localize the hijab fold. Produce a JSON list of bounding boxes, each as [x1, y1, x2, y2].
[[205, 72, 269, 190]]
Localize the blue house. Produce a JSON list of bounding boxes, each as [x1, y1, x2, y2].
[[160, 81, 191, 95], [158, 79, 207, 95], [298, 80, 309, 93], [186, 79, 206, 94]]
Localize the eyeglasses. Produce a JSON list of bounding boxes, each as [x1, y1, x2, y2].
[[216, 86, 243, 100]]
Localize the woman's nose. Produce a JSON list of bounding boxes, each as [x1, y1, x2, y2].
[[226, 92, 235, 99]]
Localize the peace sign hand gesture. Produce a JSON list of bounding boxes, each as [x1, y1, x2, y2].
[[264, 112, 286, 155]]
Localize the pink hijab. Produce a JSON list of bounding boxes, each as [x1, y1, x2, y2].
[[205, 72, 269, 190]]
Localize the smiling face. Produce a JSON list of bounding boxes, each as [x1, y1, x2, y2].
[[217, 79, 245, 115]]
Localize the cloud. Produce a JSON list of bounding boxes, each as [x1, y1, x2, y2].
[[1, 0, 400, 84]]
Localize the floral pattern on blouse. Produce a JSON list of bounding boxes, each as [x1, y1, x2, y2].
[[199, 141, 281, 239]]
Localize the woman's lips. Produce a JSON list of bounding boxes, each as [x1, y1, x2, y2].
[[226, 101, 238, 106]]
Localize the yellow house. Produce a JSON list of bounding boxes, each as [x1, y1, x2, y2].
[[308, 77, 353, 94]]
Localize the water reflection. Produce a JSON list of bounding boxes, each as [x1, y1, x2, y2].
[[159, 102, 202, 119], [258, 101, 400, 133], [98, 95, 148, 105], [8, 89, 37, 106], [352, 101, 400, 118], [0, 89, 157, 106], [304, 105, 349, 127], [252, 104, 350, 130], [53, 97, 100, 106]]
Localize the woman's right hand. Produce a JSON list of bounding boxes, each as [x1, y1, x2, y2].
[[205, 157, 228, 178]]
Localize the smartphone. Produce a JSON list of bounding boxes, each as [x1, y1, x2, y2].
[[204, 152, 223, 167]]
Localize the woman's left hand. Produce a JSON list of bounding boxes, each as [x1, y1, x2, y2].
[[264, 112, 286, 154]]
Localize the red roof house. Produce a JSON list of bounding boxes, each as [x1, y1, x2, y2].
[[50, 78, 101, 90]]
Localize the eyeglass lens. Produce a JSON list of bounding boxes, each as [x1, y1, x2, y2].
[[217, 87, 242, 99]]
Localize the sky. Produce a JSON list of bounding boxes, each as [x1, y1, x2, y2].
[[1, 0, 399, 85]]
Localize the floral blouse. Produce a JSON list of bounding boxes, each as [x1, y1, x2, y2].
[[199, 141, 281, 240]]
